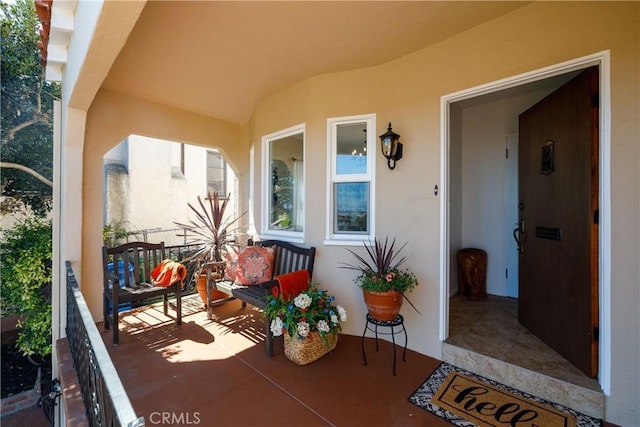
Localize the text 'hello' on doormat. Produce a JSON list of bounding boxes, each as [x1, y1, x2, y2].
[[408, 362, 602, 427], [433, 371, 575, 427]]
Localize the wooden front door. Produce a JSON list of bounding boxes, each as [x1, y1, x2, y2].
[[517, 67, 599, 377]]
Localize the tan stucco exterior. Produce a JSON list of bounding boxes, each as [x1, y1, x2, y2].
[[55, 1, 638, 424]]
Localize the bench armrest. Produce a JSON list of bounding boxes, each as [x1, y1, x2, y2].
[[201, 261, 225, 280]]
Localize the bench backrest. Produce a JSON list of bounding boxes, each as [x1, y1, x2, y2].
[[103, 242, 166, 288], [259, 240, 316, 279]]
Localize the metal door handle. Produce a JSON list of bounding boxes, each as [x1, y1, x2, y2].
[[513, 220, 525, 253]]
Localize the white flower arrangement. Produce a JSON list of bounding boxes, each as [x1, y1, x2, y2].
[[264, 285, 347, 341]]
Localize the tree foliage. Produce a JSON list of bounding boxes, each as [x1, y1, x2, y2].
[[0, 216, 52, 356], [1, 0, 60, 216]]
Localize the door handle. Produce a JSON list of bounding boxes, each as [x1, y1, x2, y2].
[[512, 226, 520, 250], [513, 220, 525, 253]]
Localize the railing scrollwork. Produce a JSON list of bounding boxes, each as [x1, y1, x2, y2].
[[65, 261, 144, 427]]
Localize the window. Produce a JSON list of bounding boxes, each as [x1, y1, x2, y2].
[[326, 114, 375, 244], [206, 150, 226, 195], [261, 124, 305, 240]]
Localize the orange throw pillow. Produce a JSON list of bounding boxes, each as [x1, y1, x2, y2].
[[235, 246, 275, 285]]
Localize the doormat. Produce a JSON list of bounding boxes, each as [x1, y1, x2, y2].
[[408, 362, 602, 427]]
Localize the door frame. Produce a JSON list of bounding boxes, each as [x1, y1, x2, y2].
[[439, 51, 611, 393], [504, 133, 519, 298]]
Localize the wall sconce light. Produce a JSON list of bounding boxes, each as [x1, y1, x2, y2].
[[379, 122, 403, 170]]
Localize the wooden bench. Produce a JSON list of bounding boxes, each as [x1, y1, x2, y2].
[[203, 240, 316, 357], [102, 241, 182, 345]]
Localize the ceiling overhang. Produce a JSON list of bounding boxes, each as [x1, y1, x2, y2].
[[41, 1, 531, 123]]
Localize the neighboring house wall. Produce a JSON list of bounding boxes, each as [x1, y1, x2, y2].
[[104, 135, 239, 246], [63, 2, 637, 425]]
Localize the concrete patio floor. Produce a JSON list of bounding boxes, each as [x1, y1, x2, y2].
[[3, 294, 617, 426], [100, 295, 449, 427]]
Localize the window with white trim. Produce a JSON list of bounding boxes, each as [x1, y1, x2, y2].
[[261, 124, 305, 240], [206, 149, 226, 195], [326, 115, 375, 243]]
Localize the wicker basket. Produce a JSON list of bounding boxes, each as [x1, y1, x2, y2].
[[284, 331, 338, 365]]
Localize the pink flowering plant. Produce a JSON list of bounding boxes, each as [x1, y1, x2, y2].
[[264, 285, 347, 343], [356, 269, 418, 293]]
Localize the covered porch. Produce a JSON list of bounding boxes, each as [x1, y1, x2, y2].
[[39, 1, 640, 425]]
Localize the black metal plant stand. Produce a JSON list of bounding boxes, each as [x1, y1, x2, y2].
[[361, 313, 407, 375]]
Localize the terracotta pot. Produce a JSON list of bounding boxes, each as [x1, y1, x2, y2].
[[196, 273, 228, 307], [362, 289, 403, 321]]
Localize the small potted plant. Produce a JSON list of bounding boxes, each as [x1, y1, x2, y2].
[[341, 237, 419, 321], [174, 191, 245, 305], [264, 285, 347, 365]]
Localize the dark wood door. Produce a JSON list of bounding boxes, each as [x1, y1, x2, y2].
[[517, 67, 599, 377]]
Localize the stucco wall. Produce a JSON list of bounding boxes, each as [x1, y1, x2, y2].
[[247, 2, 639, 424]]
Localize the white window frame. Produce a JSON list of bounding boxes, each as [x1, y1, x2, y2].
[[261, 123, 305, 243], [325, 114, 376, 245], [206, 149, 227, 196]]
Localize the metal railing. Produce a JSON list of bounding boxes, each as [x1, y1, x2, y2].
[[65, 261, 145, 427], [104, 227, 191, 247]]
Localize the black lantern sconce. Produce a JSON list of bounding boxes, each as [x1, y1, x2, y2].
[[379, 122, 403, 170]]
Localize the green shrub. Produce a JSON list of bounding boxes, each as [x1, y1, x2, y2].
[[0, 216, 52, 356]]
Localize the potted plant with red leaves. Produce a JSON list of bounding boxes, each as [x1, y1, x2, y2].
[[341, 237, 419, 321]]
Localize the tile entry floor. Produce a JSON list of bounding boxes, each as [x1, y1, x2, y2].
[[445, 293, 600, 391]]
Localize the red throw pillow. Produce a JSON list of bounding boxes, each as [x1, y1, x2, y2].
[[235, 246, 275, 285]]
